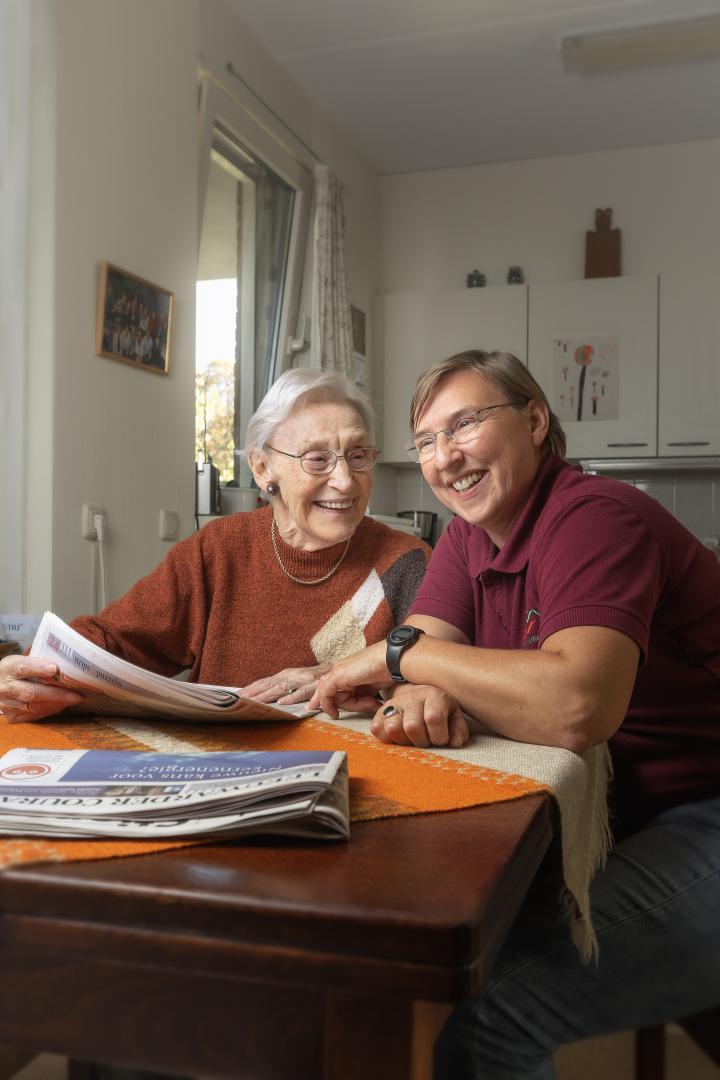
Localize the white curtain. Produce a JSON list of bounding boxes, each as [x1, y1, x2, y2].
[[311, 164, 353, 376]]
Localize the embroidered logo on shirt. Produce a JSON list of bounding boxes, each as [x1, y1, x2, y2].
[[522, 608, 540, 647]]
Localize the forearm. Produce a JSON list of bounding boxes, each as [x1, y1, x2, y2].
[[312, 619, 638, 749], [396, 635, 623, 752]]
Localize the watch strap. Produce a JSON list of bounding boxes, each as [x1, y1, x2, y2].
[[386, 626, 425, 684]]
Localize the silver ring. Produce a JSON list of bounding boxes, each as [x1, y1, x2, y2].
[[285, 681, 296, 695], [383, 704, 401, 718]]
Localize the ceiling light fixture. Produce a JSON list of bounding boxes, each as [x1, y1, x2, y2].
[[561, 12, 720, 74]]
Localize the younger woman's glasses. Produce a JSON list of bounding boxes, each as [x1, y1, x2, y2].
[[405, 403, 517, 462]]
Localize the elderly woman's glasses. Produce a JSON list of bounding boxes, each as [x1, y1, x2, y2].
[[266, 444, 380, 475], [405, 404, 515, 462]]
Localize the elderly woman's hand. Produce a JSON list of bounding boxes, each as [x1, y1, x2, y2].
[[371, 685, 473, 749], [241, 663, 334, 707], [0, 656, 82, 722]]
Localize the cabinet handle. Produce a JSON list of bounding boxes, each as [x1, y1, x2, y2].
[[606, 442, 648, 448], [665, 441, 710, 447]]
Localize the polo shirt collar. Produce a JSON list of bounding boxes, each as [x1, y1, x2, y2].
[[484, 454, 572, 575]]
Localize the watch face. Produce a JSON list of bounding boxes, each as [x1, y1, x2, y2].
[[389, 626, 416, 646]]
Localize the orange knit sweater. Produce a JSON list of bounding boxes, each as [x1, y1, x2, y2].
[[71, 509, 431, 687]]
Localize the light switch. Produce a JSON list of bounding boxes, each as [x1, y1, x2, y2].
[[159, 509, 179, 541]]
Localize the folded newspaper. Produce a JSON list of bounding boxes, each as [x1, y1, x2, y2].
[[0, 747, 349, 840], [20, 612, 318, 724]]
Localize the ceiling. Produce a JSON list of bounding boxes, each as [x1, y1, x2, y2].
[[224, 0, 720, 174]]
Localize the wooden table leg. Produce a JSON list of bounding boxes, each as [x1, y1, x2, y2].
[[412, 1003, 452, 1080]]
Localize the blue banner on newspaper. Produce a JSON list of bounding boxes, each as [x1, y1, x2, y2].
[[0, 749, 337, 786]]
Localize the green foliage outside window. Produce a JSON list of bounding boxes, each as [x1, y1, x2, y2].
[[195, 358, 235, 482]]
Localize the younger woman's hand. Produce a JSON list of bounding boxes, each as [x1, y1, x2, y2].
[[309, 642, 391, 719], [371, 685, 471, 749]]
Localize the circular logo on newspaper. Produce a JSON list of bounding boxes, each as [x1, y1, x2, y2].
[[0, 763, 52, 780]]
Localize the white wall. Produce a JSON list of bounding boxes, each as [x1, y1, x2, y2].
[[24, 0, 198, 621], [379, 138, 720, 292], [19, 0, 380, 621]]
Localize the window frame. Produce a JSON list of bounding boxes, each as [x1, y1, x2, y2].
[[197, 74, 313, 483]]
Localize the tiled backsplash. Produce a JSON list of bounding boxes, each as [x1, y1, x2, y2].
[[369, 463, 720, 549], [369, 465, 457, 540], [632, 476, 719, 542]]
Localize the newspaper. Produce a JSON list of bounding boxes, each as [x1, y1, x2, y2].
[[20, 612, 319, 724], [0, 746, 349, 840]]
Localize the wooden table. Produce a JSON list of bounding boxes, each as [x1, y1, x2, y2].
[[0, 794, 553, 1080]]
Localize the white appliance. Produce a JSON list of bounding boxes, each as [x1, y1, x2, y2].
[[367, 513, 422, 538]]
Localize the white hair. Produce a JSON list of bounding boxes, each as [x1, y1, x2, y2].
[[243, 367, 375, 456]]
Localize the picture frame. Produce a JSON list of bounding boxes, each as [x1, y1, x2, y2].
[[350, 304, 367, 386], [95, 262, 174, 375], [351, 304, 366, 358]]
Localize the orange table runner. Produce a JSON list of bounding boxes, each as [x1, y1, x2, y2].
[[0, 714, 547, 871]]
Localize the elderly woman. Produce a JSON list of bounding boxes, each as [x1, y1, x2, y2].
[[0, 368, 429, 721], [312, 350, 720, 1080]]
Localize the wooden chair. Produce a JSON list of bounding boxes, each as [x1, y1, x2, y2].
[[635, 1007, 720, 1080]]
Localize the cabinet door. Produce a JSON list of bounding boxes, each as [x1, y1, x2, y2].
[[659, 275, 720, 456], [376, 287, 527, 462], [528, 277, 658, 459]]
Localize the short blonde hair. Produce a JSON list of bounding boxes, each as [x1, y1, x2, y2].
[[410, 349, 566, 459]]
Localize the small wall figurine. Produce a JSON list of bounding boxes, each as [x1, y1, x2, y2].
[[584, 208, 621, 279]]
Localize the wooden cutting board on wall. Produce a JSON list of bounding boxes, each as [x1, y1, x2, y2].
[[585, 208, 621, 278]]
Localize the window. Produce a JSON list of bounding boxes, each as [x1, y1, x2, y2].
[[196, 77, 312, 486]]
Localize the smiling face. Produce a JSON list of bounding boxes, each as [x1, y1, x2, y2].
[[249, 399, 374, 551], [415, 369, 548, 548]]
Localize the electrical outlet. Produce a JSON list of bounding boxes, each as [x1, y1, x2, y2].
[[159, 509, 179, 541], [82, 503, 106, 540]]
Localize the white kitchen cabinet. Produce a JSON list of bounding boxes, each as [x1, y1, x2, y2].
[[375, 286, 527, 462], [528, 277, 658, 459], [659, 274, 720, 456]]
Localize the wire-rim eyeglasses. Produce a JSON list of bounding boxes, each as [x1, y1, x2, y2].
[[405, 403, 517, 462], [265, 444, 380, 475]]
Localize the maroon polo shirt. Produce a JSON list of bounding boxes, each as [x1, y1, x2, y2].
[[411, 455, 720, 835]]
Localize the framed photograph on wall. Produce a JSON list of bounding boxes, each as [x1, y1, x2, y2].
[[95, 262, 174, 375]]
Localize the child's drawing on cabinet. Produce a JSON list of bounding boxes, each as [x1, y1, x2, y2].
[[551, 336, 619, 422]]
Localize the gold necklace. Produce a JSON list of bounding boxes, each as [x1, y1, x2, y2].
[[270, 518, 351, 586]]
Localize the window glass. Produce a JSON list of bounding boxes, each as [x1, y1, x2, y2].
[[196, 138, 294, 484]]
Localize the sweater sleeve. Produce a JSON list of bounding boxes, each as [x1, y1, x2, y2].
[[380, 544, 431, 625], [70, 529, 211, 677]]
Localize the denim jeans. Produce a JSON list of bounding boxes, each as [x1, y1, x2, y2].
[[434, 794, 720, 1080]]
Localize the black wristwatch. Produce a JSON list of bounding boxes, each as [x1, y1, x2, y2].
[[386, 625, 425, 683]]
